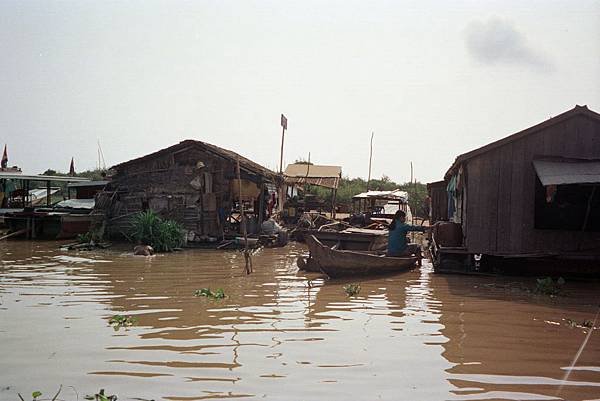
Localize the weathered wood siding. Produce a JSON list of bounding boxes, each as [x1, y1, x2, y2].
[[464, 114, 600, 255], [427, 181, 448, 222], [108, 147, 239, 237]]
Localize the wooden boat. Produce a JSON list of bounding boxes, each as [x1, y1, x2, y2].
[[302, 227, 388, 250], [305, 235, 417, 278]]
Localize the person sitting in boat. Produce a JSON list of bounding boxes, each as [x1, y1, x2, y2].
[[387, 210, 425, 265]]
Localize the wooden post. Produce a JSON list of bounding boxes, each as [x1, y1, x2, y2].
[[331, 187, 337, 220], [22, 179, 27, 208], [578, 185, 597, 250], [258, 180, 265, 224], [366, 132, 374, 191], [237, 158, 252, 274], [46, 180, 51, 207]]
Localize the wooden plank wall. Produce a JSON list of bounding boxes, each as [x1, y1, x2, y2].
[[465, 114, 600, 255], [109, 147, 234, 238], [427, 181, 448, 222]]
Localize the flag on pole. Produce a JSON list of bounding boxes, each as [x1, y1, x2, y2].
[[1, 145, 7, 168], [69, 157, 75, 176], [281, 114, 287, 130]]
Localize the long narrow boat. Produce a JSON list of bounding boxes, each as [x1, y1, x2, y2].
[[305, 235, 417, 278]]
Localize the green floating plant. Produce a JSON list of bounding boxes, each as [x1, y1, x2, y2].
[[343, 283, 361, 297], [194, 288, 226, 300], [84, 389, 118, 401], [109, 314, 137, 330]]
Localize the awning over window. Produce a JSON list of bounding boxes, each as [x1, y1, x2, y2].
[[533, 158, 600, 186]]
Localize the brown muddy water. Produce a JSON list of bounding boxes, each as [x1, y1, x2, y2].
[[1, 241, 599, 401]]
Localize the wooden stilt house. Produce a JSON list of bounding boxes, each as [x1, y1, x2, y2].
[[428, 105, 600, 273], [97, 140, 277, 241]]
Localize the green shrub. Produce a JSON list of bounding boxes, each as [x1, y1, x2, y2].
[[129, 210, 184, 252], [534, 277, 565, 296]]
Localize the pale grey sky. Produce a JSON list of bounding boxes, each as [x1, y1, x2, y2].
[[1, 0, 599, 183]]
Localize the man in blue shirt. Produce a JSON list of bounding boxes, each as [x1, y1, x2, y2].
[[387, 210, 425, 264]]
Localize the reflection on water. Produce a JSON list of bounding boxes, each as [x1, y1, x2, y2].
[[0, 241, 599, 400]]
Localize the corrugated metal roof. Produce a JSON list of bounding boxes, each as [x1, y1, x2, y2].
[[67, 180, 109, 188], [0, 172, 90, 182], [352, 189, 408, 201], [533, 158, 600, 186]]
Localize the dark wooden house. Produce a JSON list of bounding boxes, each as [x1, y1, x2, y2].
[[428, 105, 600, 273], [98, 140, 277, 241]]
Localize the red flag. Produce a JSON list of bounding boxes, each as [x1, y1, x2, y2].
[[281, 114, 288, 130], [1, 144, 7, 168], [69, 157, 75, 176]]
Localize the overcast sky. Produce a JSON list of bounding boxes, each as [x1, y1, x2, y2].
[[1, 0, 599, 183]]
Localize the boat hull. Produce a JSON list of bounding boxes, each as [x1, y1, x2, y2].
[[306, 235, 416, 278]]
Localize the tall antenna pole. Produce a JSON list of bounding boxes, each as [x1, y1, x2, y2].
[[366, 132, 374, 191], [97, 140, 106, 170]]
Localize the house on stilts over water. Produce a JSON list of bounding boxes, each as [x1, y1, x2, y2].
[[428, 105, 600, 275], [95, 140, 278, 243]]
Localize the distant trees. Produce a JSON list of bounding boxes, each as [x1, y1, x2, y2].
[[29, 168, 107, 191], [41, 168, 106, 181], [306, 175, 429, 218]]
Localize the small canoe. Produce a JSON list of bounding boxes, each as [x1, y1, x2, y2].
[[305, 235, 417, 278]]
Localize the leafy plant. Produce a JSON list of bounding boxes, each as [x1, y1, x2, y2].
[[109, 314, 137, 330], [534, 277, 565, 296], [565, 318, 595, 329], [128, 210, 184, 252], [77, 231, 93, 243], [194, 288, 226, 300], [18, 386, 62, 401], [343, 283, 361, 297], [582, 319, 594, 328]]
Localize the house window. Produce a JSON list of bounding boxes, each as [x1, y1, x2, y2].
[[534, 178, 600, 231]]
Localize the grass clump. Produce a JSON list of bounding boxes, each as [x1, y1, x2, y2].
[[109, 314, 137, 330], [534, 277, 565, 296], [194, 288, 226, 300], [128, 210, 184, 252], [343, 283, 361, 297]]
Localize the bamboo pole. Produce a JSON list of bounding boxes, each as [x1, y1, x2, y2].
[[366, 132, 374, 191], [0, 228, 29, 241]]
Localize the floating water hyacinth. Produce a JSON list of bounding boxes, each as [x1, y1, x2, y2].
[[194, 288, 226, 300]]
